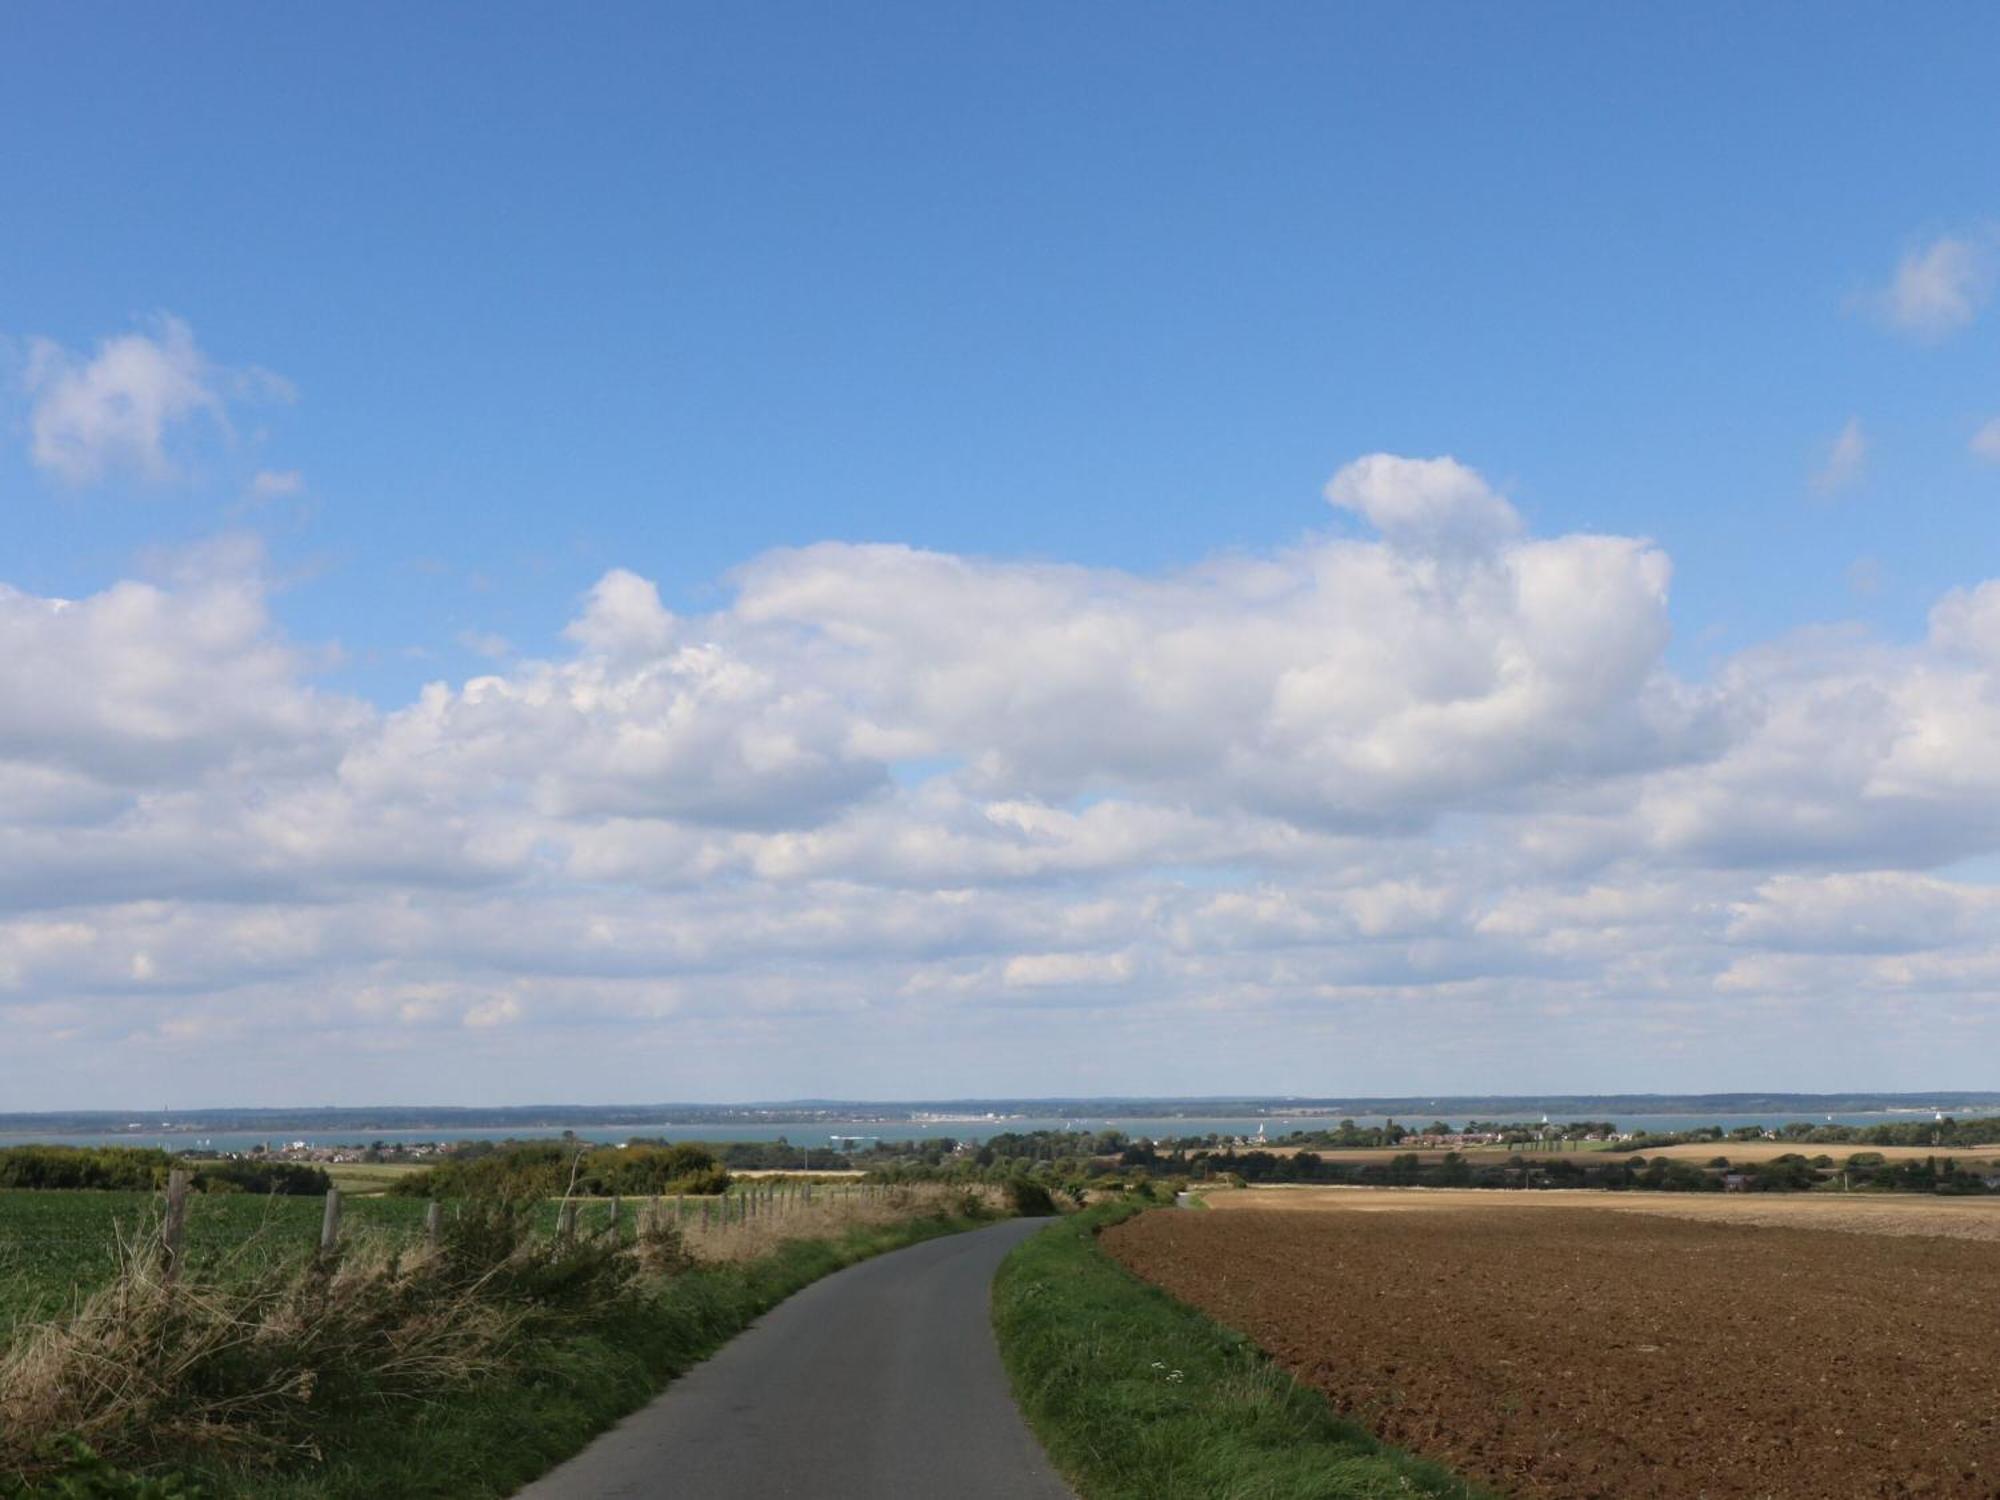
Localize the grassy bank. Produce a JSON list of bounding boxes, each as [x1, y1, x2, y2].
[[992, 1202, 1491, 1500], [4, 1197, 992, 1498], [243, 1211, 985, 1500]]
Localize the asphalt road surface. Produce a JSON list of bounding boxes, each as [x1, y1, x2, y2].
[[515, 1217, 1074, 1499]]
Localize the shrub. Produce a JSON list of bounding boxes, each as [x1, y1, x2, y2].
[[1004, 1177, 1057, 1217], [389, 1142, 730, 1201], [190, 1160, 329, 1196], [0, 1148, 173, 1193]]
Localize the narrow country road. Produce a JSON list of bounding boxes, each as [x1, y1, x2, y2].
[[514, 1218, 1074, 1499]]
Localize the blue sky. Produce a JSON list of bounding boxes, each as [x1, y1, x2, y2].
[[5, 7, 2000, 1106], [9, 5, 1998, 685]]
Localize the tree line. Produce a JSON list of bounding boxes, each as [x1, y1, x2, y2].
[[0, 1145, 329, 1194], [386, 1140, 730, 1199]]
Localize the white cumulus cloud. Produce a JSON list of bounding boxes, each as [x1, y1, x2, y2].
[[10, 454, 2000, 1100], [21, 316, 293, 486], [1324, 453, 1522, 554]]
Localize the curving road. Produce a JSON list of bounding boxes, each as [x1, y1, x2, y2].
[[514, 1217, 1073, 1499]]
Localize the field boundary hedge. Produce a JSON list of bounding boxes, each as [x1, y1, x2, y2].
[[992, 1201, 1494, 1500]]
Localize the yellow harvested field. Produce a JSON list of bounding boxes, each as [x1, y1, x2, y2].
[[1203, 1183, 2000, 1242], [1248, 1139, 1998, 1164], [1621, 1139, 2000, 1165], [323, 1161, 430, 1195], [729, 1168, 865, 1179]]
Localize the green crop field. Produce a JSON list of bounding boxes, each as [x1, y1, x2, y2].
[[0, 1185, 761, 1344], [0, 1190, 434, 1338]]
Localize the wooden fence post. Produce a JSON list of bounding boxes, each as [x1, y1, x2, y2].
[[320, 1186, 343, 1255], [425, 1199, 443, 1251], [161, 1168, 192, 1283]]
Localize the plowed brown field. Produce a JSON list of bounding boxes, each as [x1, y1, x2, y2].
[[1106, 1205, 2000, 1499]]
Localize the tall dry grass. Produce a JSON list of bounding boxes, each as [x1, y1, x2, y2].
[[661, 1182, 1002, 1263], [0, 1183, 1000, 1483], [0, 1216, 527, 1477]]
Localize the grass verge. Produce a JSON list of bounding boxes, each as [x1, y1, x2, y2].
[[5, 1205, 990, 1499], [992, 1202, 1493, 1500], [244, 1210, 987, 1500]]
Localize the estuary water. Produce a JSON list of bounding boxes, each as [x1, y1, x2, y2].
[[6, 1108, 1994, 1156]]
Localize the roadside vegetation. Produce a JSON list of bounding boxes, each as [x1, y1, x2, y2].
[[1, 1178, 1001, 1497], [384, 1140, 731, 1199], [993, 1201, 1490, 1500]]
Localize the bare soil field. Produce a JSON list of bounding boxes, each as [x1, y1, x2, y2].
[[1202, 1182, 2000, 1242], [1107, 1203, 2000, 1499]]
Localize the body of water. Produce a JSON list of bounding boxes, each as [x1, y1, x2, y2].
[[5, 1107, 1996, 1156]]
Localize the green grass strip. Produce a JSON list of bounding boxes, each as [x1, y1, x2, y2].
[[993, 1203, 1497, 1500]]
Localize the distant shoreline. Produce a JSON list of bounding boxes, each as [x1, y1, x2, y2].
[[6, 1092, 2000, 1142]]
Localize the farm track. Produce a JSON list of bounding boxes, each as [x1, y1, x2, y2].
[[1107, 1205, 2000, 1500]]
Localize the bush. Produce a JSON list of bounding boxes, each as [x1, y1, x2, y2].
[[389, 1142, 730, 1201], [190, 1160, 329, 1196], [0, 1148, 173, 1193], [1004, 1177, 1056, 1217]]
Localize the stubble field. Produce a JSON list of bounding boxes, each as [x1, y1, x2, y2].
[[1200, 1182, 2000, 1242], [1250, 1141, 2000, 1169], [1107, 1194, 2000, 1499]]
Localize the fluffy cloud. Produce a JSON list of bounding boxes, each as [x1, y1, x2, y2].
[[0, 545, 361, 787], [1324, 453, 1522, 554], [729, 483, 1691, 825], [11, 456, 2000, 1100], [1872, 232, 1993, 340], [20, 316, 292, 485]]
